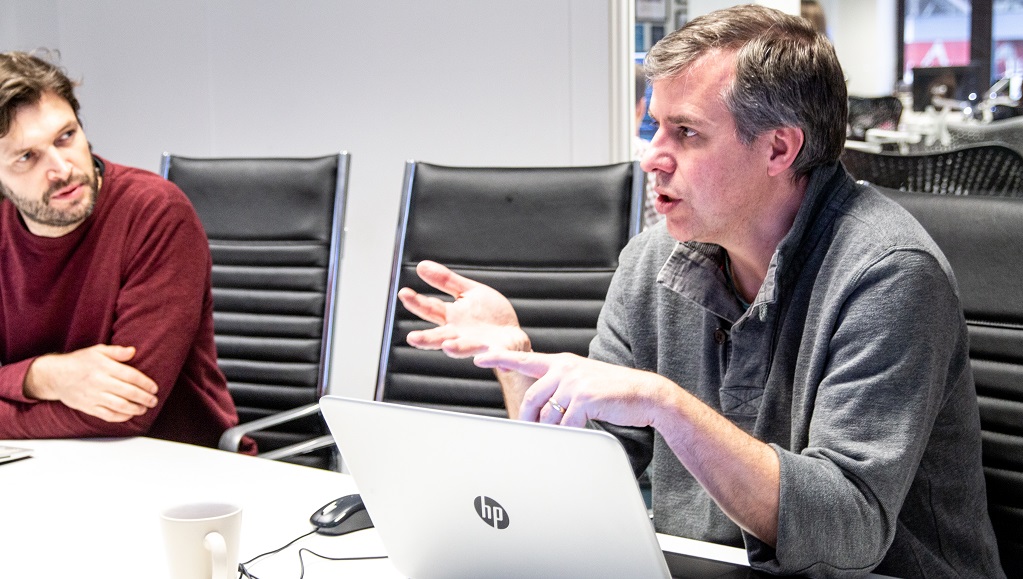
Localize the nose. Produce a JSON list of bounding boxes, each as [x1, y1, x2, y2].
[[44, 147, 73, 182], [640, 130, 675, 176]]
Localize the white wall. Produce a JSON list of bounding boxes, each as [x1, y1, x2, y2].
[[670, 1, 899, 97], [688, 0, 799, 19], [1, 0, 622, 401], [829, 0, 898, 97]]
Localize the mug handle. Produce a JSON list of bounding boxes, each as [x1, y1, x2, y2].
[[203, 531, 230, 579]]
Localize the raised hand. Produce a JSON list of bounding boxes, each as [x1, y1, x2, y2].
[[397, 260, 531, 358], [23, 344, 159, 422]]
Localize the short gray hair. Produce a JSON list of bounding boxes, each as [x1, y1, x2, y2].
[[644, 4, 847, 179]]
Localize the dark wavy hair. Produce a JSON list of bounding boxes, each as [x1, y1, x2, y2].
[[644, 4, 847, 179], [0, 50, 80, 138]]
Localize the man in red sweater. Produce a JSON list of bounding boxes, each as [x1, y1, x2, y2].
[[0, 51, 249, 451]]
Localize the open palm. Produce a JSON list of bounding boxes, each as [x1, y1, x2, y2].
[[397, 260, 530, 358]]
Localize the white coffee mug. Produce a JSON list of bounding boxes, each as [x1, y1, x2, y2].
[[160, 502, 242, 579]]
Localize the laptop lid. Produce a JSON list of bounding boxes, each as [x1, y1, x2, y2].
[[319, 395, 672, 579]]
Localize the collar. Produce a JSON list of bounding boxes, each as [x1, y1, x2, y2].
[[656, 162, 856, 323]]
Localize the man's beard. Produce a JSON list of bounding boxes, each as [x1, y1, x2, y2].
[[0, 167, 99, 230]]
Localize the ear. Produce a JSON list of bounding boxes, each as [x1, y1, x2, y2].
[[765, 127, 804, 177]]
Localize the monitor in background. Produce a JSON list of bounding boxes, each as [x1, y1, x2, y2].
[[912, 65, 982, 111]]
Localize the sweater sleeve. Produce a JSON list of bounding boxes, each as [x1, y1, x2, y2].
[[588, 237, 657, 477], [0, 358, 40, 403], [0, 186, 213, 439], [746, 249, 966, 577]]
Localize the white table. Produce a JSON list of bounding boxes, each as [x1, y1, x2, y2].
[[0, 437, 766, 578], [0, 437, 400, 578]]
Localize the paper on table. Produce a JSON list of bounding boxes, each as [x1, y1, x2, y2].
[[0, 445, 32, 465]]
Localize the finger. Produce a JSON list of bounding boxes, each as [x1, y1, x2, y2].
[[537, 392, 568, 425], [92, 405, 136, 423], [416, 260, 478, 299], [96, 344, 137, 362], [80, 398, 136, 423], [406, 326, 461, 349], [518, 372, 561, 423], [397, 288, 449, 326], [474, 350, 553, 379], [97, 347, 158, 396], [99, 390, 151, 417], [558, 404, 588, 429], [441, 338, 490, 358], [104, 364, 160, 404]]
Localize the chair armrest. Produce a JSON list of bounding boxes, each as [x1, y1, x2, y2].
[[844, 140, 882, 154], [218, 403, 323, 452], [258, 435, 337, 461]]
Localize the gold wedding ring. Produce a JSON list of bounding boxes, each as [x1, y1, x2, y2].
[[548, 398, 567, 414]]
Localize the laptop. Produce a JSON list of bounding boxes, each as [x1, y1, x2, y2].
[[319, 395, 757, 579]]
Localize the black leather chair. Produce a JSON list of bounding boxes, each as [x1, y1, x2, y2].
[[880, 187, 1023, 577], [376, 161, 644, 415], [841, 143, 1023, 196], [160, 152, 349, 469], [248, 160, 643, 464]]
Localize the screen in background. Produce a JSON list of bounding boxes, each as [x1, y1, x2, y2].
[[911, 65, 983, 111]]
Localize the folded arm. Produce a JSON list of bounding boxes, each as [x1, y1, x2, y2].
[[0, 193, 212, 439], [21, 345, 159, 423]]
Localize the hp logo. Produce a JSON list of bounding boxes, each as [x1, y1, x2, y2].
[[474, 495, 510, 529]]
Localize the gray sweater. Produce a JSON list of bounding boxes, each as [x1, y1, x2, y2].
[[591, 163, 1003, 578]]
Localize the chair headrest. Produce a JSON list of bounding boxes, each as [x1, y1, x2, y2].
[[880, 187, 1023, 325]]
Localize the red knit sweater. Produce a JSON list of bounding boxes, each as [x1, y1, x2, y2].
[[0, 158, 249, 450]]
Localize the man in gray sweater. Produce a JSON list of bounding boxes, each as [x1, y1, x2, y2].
[[397, 5, 1003, 578]]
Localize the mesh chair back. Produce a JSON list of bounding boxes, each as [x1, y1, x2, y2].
[[847, 95, 904, 141], [161, 153, 348, 468], [842, 143, 1023, 196], [376, 161, 643, 416], [946, 115, 1023, 157], [882, 187, 1023, 577]]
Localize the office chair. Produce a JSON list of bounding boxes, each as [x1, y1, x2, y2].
[[841, 143, 1023, 196], [247, 160, 644, 463], [846, 95, 903, 141], [945, 116, 1023, 158], [161, 152, 349, 469], [376, 160, 643, 414], [880, 187, 1023, 577]]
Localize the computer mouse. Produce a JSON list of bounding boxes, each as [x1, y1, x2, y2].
[[310, 493, 374, 536]]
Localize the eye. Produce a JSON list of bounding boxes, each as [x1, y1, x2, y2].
[[16, 151, 35, 164], [56, 128, 76, 144], [679, 126, 697, 138]]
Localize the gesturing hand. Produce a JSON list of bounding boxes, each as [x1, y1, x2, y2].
[[473, 350, 672, 429], [397, 260, 531, 357], [23, 344, 159, 423]]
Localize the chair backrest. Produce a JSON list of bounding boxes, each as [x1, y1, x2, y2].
[[841, 143, 1023, 196], [375, 161, 643, 416], [847, 95, 904, 141], [946, 116, 1023, 158], [161, 153, 348, 467], [880, 187, 1023, 577]]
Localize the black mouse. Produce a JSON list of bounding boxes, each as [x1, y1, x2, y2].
[[310, 493, 374, 536]]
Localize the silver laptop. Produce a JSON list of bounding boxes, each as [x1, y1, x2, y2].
[[320, 395, 754, 579]]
